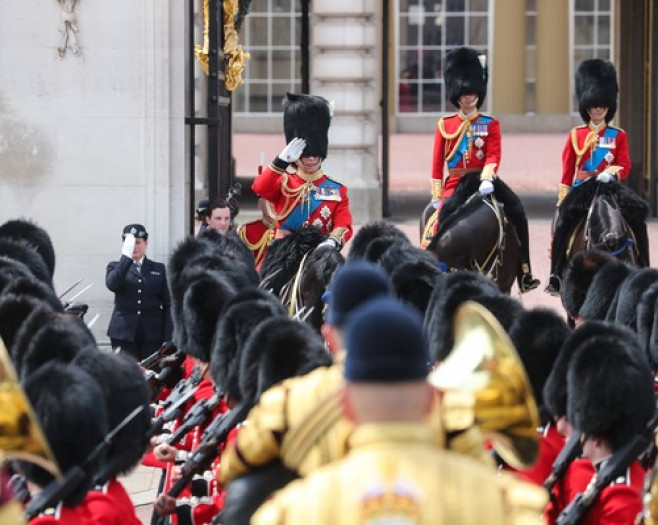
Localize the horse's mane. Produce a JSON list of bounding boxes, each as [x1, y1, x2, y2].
[[561, 181, 649, 226], [259, 227, 325, 296]]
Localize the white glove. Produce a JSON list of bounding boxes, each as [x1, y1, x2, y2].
[[316, 238, 338, 251], [278, 137, 307, 163], [479, 179, 494, 196], [122, 233, 135, 258], [596, 171, 616, 184]]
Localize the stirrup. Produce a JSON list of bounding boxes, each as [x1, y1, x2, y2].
[[519, 274, 540, 294], [544, 274, 561, 296]]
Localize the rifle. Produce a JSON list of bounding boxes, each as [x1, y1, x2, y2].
[[167, 402, 251, 498], [140, 342, 178, 371], [25, 406, 144, 520], [144, 350, 187, 402], [147, 367, 203, 439], [543, 433, 582, 492], [166, 392, 223, 447], [557, 409, 658, 525]]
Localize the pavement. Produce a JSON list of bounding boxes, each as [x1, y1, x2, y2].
[[125, 131, 658, 523]]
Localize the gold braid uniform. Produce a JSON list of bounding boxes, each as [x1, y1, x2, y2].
[[252, 423, 547, 525], [218, 353, 493, 485]]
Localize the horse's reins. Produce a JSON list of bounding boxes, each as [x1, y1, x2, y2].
[[476, 195, 505, 278]]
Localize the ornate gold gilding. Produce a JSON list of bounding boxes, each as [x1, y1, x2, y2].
[[194, 0, 251, 91], [0, 338, 60, 478], [429, 301, 540, 469]]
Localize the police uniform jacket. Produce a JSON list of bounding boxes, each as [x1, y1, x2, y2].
[[252, 422, 547, 525], [106, 255, 172, 343]]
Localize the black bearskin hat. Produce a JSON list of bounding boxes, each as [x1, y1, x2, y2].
[[561, 250, 615, 318], [1, 276, 64, 313], [210, 288, 286, 401], [347, 221, 410, 261], [578, 260, 632, 322], [22, 361, 109, 506], [19, 313, 97, 379], [283, 93, 331, 159], [637, 281, 658, 370], [182, 272, 236, 363], [567, 325, 653, 450], [390, 259, 442, 315], [510, 309, 571, 414], [575, 59, 618, 123], [0, 238, 52, 289], [614, 268, 658, 327], [0, 294, 50, 356], [238, 317, 331, 405], [424, 271, 501, 363], [73, 351, 151, 482], [444, 47, 488, 109], [0, 219, 56, 279]]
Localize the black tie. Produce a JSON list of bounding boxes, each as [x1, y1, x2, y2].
[[134, 262, 141, 274]]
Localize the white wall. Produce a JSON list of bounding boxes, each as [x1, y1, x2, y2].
[[0, 0, 186, 342]]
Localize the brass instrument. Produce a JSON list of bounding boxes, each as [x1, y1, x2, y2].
[[429, 301, 540, 469], [0, 338, 60, 478]]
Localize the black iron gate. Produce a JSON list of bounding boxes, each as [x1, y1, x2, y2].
[[185, 0, 233, 236]]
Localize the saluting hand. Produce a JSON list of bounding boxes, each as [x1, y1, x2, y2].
[[278, 137, 307, 163], [121, 233, 135, 258]]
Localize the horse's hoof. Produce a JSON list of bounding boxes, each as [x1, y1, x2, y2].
[[519, 275, 540, 294], [544, 275, 561, 296]]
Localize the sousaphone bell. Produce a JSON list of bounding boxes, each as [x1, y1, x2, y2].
[[0, 337, 60, 478], [429, 301, 540, 469]]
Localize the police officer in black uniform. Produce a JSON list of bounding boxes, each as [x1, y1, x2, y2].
[[106, 223, 172, 361]]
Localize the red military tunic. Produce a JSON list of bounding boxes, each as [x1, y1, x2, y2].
[[29, 502, 85, 524], [546, 458, 644, 525], [561, 123, 631, 189], [431, 111, 501, 203], [516, 423, 565, 486], [240, 160, 353, 265], [79, 479, 140, 525]]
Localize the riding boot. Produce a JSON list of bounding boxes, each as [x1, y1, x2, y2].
[[629, 219, 650, 267], [546, 210, 570, 296], [499, 192, 540, 293]]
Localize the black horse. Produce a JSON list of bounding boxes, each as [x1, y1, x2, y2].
[[549, 179, 649, 295], [259, 227, 344, 331], [422, 173, 520, 295]]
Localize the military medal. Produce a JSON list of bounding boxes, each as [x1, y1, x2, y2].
[[320, 205, 331, 220], [475, 149, 484, 160], [604, 151, 614, 163]]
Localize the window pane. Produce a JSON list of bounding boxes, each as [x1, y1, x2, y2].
[[250, 84, 270, 112], [248, 50, 269, 80], [248, 17, 269, 46], [272, 16, 292, 45], [470, 0, 489, 12], [271, 83, 292, 111], [598, 15, 610, 45], [422, 15, 443, 45], [250, 1, 268, 13], [233, 86, 247, 112], [400, 51, 422, 83], [271, 50, 293, 80], [594, 47, 610, 60], [575, 0, 594, 11], [273, 0, 292, 12], [446, 16, 465, 45], [446, 0, 465, 12], [526, 13, 536, 45], [399, 79, 419, 112], [574, 15, 594, 46], [420, 80, 442, 112], [469, 15, 487, 45], [599, 0, 611, 10]]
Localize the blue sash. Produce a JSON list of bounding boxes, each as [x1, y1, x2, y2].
[[447, 115, 493, 169], [280, 178, 342, 231], [583, 127, 619, 171]]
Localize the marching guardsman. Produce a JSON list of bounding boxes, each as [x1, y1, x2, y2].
[[238, 93, 353, 267], [546, 59, 649, 295], [424, 47, 539, 293]]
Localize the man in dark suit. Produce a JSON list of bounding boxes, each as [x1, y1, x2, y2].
[[106, 223, 172, 361]]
